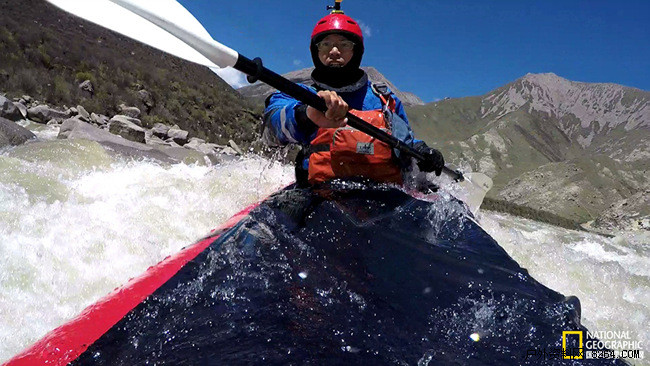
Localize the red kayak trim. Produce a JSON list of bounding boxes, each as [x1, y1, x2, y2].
[[4, 204, 258, 366]]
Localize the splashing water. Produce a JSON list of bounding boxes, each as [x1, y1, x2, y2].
[[0, 135, 647, 363], [0, 137, 293, 360], [479, 212, 648, 363]]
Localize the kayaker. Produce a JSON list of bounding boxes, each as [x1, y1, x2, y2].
[[263, 6, 445, 187]]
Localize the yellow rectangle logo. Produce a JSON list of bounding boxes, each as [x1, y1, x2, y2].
[[562, 331, 583, 359]]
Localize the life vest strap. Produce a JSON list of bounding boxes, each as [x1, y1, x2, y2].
[[370, 82, 396, 113], [304, 144, 330, 154]]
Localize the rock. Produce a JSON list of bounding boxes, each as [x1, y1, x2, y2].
[[46, 118, 64, 125], [196, 143, 220, 155], [21, 95, 32, 103], [137, 89, 154, 110], [145, 134, 169, 147], [58, 118, 208, 164], [164, 138, 182, 148], [189, 137, 206, 144], [111, 114, 142, 127], [0, 116, 36, 147], [156, 145, 207, 164], [228, 139, 243, 155], [56, 116, 85, 132], [90, 113, 109, 126], [76, 105, 90, 121], [27, 105, 71, 124], [184, 138, 203, 150], [109, 115, 146, 143], [0, 95, 23, 121], [118, 104, 141, 118], [151, 123, 170, 138], [221, 146, 238, 155], [14, 102, 28, 118], [78, 79, 94, 97], [167, 127, 189, 145]]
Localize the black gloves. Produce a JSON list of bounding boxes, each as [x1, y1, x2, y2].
[[413, 141, 445, 176]]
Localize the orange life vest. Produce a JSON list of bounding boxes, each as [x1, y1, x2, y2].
[[307, 88, 403, 185]]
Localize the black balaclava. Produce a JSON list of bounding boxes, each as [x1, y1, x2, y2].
[[310, 31, 365, 89]]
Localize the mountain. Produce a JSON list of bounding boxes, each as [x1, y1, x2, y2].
[[0, 0, 259, 146], [238, 66, 424, 107], [408, 73, 649, 228]]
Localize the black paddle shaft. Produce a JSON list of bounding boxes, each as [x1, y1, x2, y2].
[[234, 55, 463, 181]]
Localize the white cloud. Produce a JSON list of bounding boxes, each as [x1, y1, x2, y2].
[[357, 20, 372, 38], [293, 59, 302, 66], [210, 67, 250, 89]]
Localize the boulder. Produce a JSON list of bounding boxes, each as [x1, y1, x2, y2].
[[27, 105, 71, 123], [184, 137, 206, 150], [0, 116, 36, 148], [196, 143, 221, 155], [58, 118, 207, 164], [164, 138, 182, 148], [145, 134, 169, 147], [167, 126, 189, 145], [109, 115, 146, 143], [151, 123, 171, 138], [47, 118, 64, 125], [137, 89, 154, 110], [90, 113, 109, 126], [0, 95, 23, 121], [189, 137, 206, 144], [76, 105, 90, 121], [229, 139, 244, 155], [78, 79, 94, 97], [221, 146, 238, 155], [118, 104, 141, 118], [111, 114, 142, 127], [14, 102, 28, 119]]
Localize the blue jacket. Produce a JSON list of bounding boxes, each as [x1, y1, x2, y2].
[[263, 78, 420, 170]]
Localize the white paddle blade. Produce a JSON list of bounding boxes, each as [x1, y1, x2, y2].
[[46, 0, 238, 68], [458, 172, 493, 214]]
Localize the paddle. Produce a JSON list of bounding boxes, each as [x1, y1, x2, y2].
[[46, 0, 492, 212]]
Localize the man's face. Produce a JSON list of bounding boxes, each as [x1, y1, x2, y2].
[[316, 34, 355, 68]]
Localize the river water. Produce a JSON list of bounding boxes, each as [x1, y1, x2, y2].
[[1, 124, 647, 364]]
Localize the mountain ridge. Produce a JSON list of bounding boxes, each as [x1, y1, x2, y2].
[[408, 72, 649, 228]]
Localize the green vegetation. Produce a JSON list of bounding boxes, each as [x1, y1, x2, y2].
[[482, 197, 585, 232], [0, 0, 261, 147]]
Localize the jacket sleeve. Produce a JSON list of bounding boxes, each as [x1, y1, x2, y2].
[[392, 95, 422, 146], [262, 85, 318, 146]]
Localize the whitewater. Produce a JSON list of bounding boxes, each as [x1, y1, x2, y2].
[[0, 125, 647, 364]]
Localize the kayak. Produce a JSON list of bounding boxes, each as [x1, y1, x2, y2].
[[6, 180, 626, 365]]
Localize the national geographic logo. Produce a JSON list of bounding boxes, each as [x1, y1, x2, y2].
[[525, 330, 643, 361]]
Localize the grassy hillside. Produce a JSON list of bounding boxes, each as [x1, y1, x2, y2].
[[0, 0, 260, 146]]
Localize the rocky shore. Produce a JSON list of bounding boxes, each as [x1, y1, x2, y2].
[[0, 92, 244, 165]]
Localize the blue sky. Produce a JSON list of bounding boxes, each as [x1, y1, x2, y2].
[[178, 0, 649, 102]]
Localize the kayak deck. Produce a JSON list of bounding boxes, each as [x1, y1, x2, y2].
[[7, 181, 624, 365]]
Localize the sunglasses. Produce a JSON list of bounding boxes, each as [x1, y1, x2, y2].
[[316, 40, 355, 52]]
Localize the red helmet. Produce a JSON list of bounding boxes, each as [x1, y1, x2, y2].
[[310, 12, 365, 72], [311, 13, 364, 43]]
